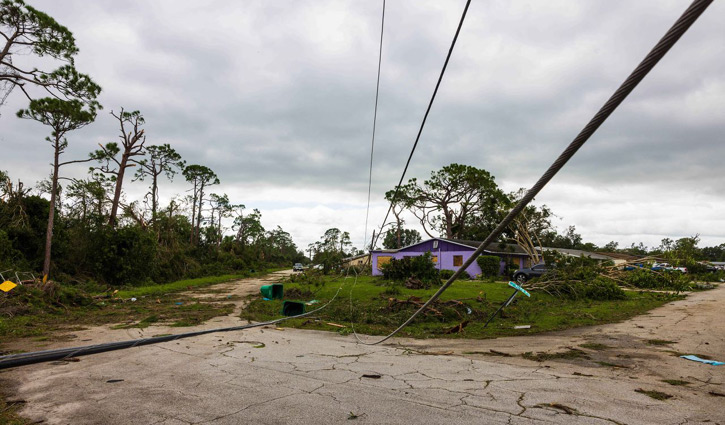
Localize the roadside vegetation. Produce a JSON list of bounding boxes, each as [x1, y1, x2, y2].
[[0, 272, 282, 345], [241, 272, 681, 339]]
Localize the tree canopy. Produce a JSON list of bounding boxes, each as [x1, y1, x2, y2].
[[393, 163, 509, 240], [0, 0, 100, 105]]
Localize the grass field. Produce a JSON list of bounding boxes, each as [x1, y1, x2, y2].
[[241, 275, 680, 339], [0, 269, 283, 344]]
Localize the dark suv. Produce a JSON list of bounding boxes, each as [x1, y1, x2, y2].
[[512, 263, 550, 283]]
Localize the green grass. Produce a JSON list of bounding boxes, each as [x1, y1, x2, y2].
[[241, 275, 680, 339], [0, 398, 28, 425], [0, 270, 277, 343], [116, 274, 249, 298]]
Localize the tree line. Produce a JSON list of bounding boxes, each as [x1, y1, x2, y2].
[[378, 163, 725, 264], [0, 1, 305, 286]]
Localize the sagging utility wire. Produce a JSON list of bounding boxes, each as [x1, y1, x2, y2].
[[0, 283, 347, 370], [371, 0, 472, 249], [356, 0, 714, 346], [362, 0, 386, 252]]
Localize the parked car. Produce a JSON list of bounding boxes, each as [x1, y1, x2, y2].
[[623, 263, 644, 271], [512, 263, 551, 283], [651, 262, 687, 273], [293, 263, 304, 272]]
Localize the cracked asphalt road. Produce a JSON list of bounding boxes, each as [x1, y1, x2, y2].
[[1, 274, 723, 424]]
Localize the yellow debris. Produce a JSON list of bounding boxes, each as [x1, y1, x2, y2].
[[0, 281, 17, 292]]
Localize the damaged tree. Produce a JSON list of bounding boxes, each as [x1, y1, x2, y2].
[[183, 164, 219, 245], [90, 109, 147, 227], [16, 97, 99, 278]]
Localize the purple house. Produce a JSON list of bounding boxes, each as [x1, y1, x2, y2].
[[371, 238, 531, 277]]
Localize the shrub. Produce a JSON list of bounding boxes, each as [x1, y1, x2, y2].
[[90, 226, 158, 286], [582, 277, 627, 300], [476, 255, 500, 278], [439, 269, 454, 280], [380, 252, 439, 283]]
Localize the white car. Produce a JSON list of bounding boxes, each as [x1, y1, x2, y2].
[[652, 262, 687, 273]]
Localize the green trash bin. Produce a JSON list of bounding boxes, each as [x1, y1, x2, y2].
[[281, 301, 306, 317], [260, 284, 283, 299]]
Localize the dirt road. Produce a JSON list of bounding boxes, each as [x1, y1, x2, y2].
[[1, 274, 723, 424]]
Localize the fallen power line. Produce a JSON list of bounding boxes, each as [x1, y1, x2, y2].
[[356, 0, 714, 345], [0, 284, 345, 370], [0, 0, 714, 366]]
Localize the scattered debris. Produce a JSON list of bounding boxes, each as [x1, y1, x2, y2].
[[572, 372, 594, 377], [680, 355, 724, 366], [522, 348, 589, 362], [535, 402, 578, 415], [661, 379, 690, 386], [443, 320, 469, 334], [326, 322, 346, 328], [106, 379, 124, 383], [579, 343, 611, 351], [404, 277, 426, 289], [635, 388, 672, 401], [362, 374, 381, 379], [462, 349, 512, 357], [514, 325, 531, 329], [596, 361, 630, 369], [348, 412, 360, 420], [130, 298, 137, 302], [646, 339, 675, 346], [709, 391, 725, 397]]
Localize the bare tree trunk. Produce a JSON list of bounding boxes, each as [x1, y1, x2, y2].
[[189, 180, 197, 244], [43, 141, 60, 277], [217, 213, 222, 248], [151, 171, 159, 224], [195, 183, 204, 244], [108, 153, 129, 227]]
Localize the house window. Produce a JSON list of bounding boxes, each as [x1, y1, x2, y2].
[[433, 240, 438, 249], [377, 256, 392, 270], [431, 255, 438, 263], [453, 255, 463, 266]]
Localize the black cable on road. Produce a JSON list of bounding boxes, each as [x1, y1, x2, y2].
[[358, 0, 714, 345], [371, 0, 472, 249], [0, 284, 346, 370], [363, 0, 386, 252]]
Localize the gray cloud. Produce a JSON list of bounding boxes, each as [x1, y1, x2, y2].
[[1, 0, 724, 249]]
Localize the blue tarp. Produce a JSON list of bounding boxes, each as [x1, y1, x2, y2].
[[680, 355, 724, 366]]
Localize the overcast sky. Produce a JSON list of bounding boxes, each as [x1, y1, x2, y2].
[[1, 0, 723, 252]]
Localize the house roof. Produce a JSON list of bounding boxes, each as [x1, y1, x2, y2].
[[342, 253, 370, 261], [371, 237, 529, 255], [442, 239, 530, 255], [596, 252, 641, 261], [538, 247, 615, 261]]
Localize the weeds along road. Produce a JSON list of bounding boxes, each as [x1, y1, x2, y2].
[[1, 273, 723, 424]]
